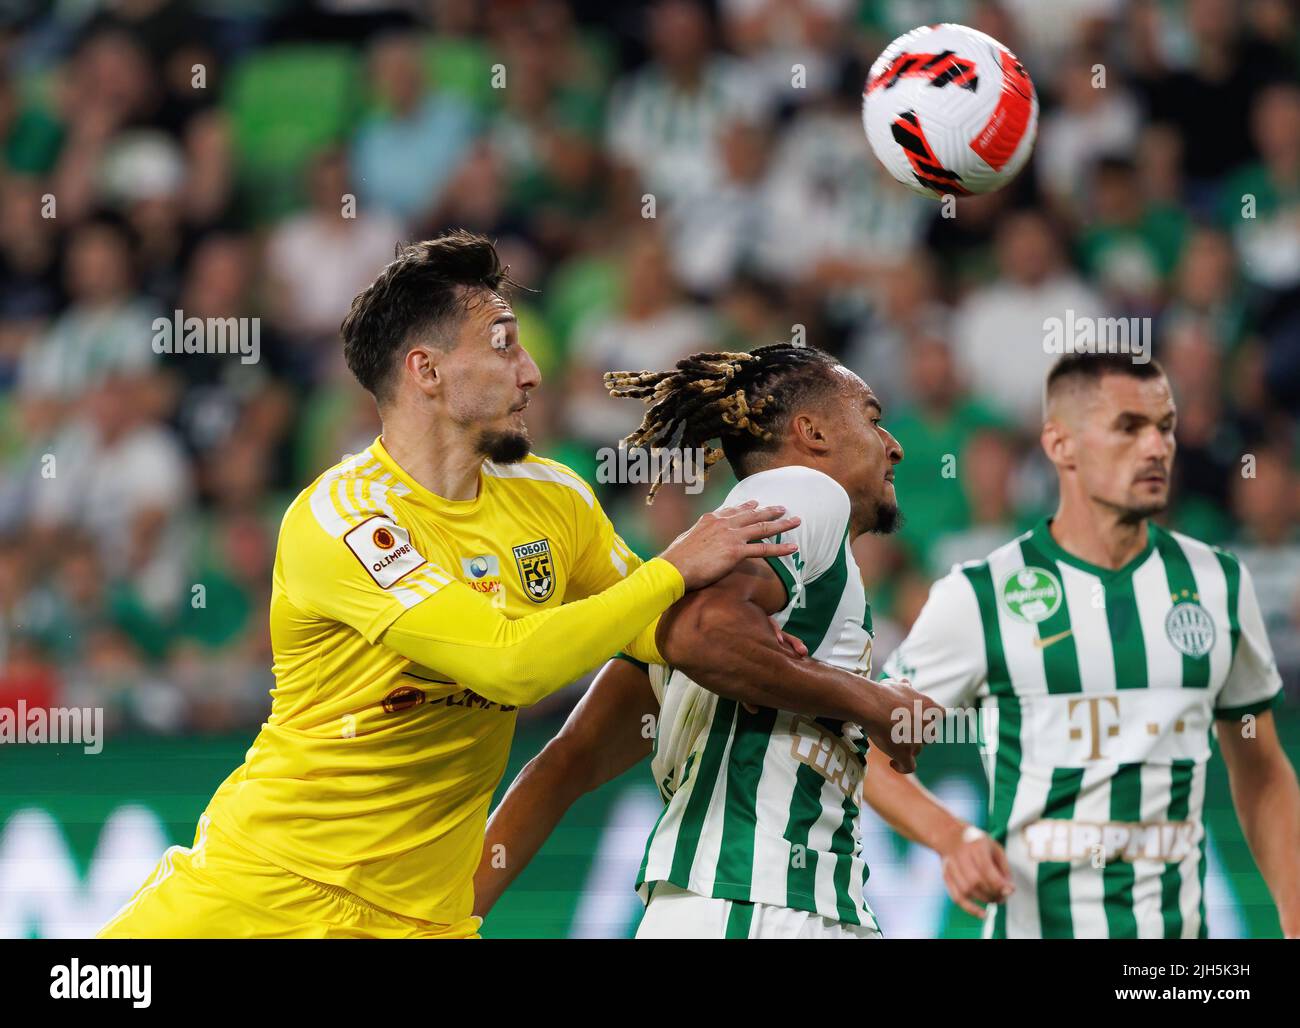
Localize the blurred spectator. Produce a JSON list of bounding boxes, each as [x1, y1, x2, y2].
[[667, 117, 774, 295], [170, 233, 297, 499], [1076, 155, 1189, 314], [1221, 82, 1300, 292], [720, 0, 857, 111], [885, 335, 1009, 570], [1162, 228, 1249, 354], [1137, 0, 1294, 212], [1037, 51, 1141, 219], [927, 428, 1027, 577], [1162, 319, 1245, 543], [489, 2, 608, 259], [0, 175, 62, 385], [565, 228, 716, 445], [266, 147, 403, 343], [952, 211, 1105, 427], [49, 30, 165, 225], [756, 60, 927, 294], [843, 253, 952, 410], [17, 217, 157, 402], [606, 0, 767, 210], [1231, 447, 1300, 672], [24, 537, 162, 667], [351, 31, 478, 221], [27, 373, 192, 615]]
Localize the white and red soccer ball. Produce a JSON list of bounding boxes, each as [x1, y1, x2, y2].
[[863, 23, 1038, 199]]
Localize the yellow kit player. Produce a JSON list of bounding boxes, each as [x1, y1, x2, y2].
[[99, 231, 798, 939]]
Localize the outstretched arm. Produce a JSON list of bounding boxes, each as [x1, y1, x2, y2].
[[473, 657, 656, 918], [1218, 709, 1300, 938], [862, 744, 1013, 918], [657, 559, 942, 773], [383, 503, 798, 709]]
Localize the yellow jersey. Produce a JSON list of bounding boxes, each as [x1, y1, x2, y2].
[[203, 437, 681, 925]]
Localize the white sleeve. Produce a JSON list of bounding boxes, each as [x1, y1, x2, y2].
[[722, 465, 851, 606], [1215, 560, 1283, 718], [881, 567, 988, 709]]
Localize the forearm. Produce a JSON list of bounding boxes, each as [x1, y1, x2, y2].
[[1228, 754, 1300, 935], [473, 658, 657, 917], [473, 741, 589, 918], [383, 558, 684, 707], [863, 746, 967, 853], [660, 591, 887, 726]]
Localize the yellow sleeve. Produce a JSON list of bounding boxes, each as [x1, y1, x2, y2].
[[564, 479, 644, 600], [623, 615, 665, 665], [560, 470, 666, 663], [281, 503, 457, 645], [280, 495, 685, 708], [383, 558, 683, 707]]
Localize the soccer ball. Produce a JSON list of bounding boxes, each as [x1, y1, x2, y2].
[[862, 23, 1038, 199]]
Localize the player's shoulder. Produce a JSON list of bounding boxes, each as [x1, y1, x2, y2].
[[930, 529, 1037, 599], [482, 454, 596, 511], [287, 447, 401, 541], [1157, 524, 1241, 569], [725, 464, 850, 512]]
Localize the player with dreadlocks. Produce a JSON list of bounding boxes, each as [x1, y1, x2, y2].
[[472, 343, 1007, 939], [604, 345, 858, 506]]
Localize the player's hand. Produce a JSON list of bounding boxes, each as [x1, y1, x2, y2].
[[939, 825, 1014, 919], [770, 618, 808, 660], [860, 676, 944, 775], [660, 500, 800, 591]]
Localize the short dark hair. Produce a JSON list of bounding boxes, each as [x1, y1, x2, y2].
[[340, 230, 515, 403], [1045, 351, 1166, 407]]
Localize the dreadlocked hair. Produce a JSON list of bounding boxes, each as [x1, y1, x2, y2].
[[605, 343, 841, 503]]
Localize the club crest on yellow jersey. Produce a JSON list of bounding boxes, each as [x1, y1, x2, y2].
[[512, 538, 555, 602]]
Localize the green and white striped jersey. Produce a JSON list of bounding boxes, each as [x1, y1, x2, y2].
[[637, 466, 880, 930], [882, 519, 1283, 939]]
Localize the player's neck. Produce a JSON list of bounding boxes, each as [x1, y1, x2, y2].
[[1049, 500, 1149, 571], [379, 416, 483, 502]]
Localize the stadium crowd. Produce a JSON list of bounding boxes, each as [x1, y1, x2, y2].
[[0, 0, 1297, 734]]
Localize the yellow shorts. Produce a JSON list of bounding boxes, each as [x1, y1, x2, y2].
[[97, 816, 481, 939]]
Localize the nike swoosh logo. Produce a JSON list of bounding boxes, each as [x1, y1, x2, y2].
[[1032, 629, 1073, 650]]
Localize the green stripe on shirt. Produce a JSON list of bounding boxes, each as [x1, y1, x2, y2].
[[1154, 530, 1209, 690], [1103, 763, 1142, 938]]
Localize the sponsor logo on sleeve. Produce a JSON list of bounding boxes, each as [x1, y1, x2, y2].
[[344, 515, 425, 588]]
